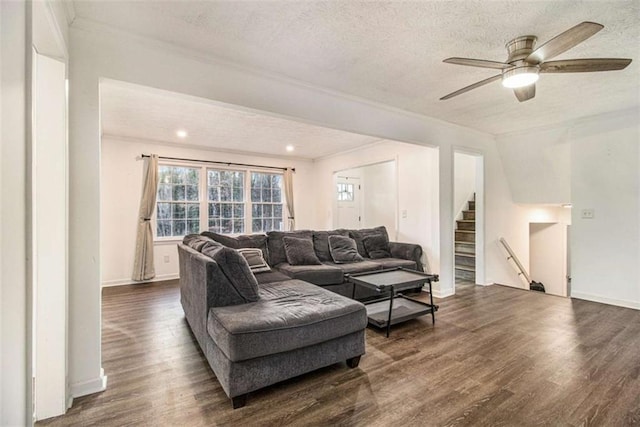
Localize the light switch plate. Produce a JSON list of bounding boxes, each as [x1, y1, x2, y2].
[[402, 210, 407, 219]]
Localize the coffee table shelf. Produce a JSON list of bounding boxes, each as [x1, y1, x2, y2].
[[346, 267, 439, 337]]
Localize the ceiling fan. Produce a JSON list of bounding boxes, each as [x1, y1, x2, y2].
[[440, 21, 632, 102]]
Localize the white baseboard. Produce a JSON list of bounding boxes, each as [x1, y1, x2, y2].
[[71, 369, 108, 398], [431, 288, 455, 299], [101, 273, 179, 288], [571, 291, 640, 311]]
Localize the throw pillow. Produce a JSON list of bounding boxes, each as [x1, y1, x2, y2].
[[328, 235, 364, 264], [349, 226, 389, 257], [237, 248, 271, 273], [312, 229, 349, 262], [183, 234, 217, 252], [200, 244, 260, 303], [363, 234, 392, 259], [283, 236, 322, 266], [201, 231, 269, 263], [267, 230, 314, 266]]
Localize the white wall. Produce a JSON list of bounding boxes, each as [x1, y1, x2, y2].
[[362, 161, 396, 233], [100, 136, 315, 286], [454, 152, 476, 219], [496, 126, 571, 204], [570, 110, 640, 309], [315, 141, 440, 273], [1, 1, 29, 425]]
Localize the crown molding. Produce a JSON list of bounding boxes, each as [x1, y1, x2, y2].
[[63, 0, 76, 26]]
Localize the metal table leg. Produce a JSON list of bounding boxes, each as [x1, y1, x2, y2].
[[386, 285, 395, 337], [428, 280, 435, 324]]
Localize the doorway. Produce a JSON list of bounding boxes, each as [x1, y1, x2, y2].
[[333, 160, 397, 235], [529, 222, 569, 297], [453, 151, 484, 288]]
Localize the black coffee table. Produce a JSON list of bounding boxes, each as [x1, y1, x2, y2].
[[346, 268, 439, 337]]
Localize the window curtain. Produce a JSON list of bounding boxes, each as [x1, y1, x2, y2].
[[132, 154, 159, 281], [283, 167, 295, 230]]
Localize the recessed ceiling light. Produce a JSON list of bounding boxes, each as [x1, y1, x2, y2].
[[176, 130, 188, 138], [285, 145, 295, 152]]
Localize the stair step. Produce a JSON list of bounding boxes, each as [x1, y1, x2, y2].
[[455, 254, 475, 267], [462, 210, 475, 220], [455, 242, 475, 255], [468, 201, 475, 211], [455, 252, 475, 258], [455, 267, 475, 281], [455, 230, 475, 243], [455, 265, 475, 272], [456, 220, 475, 231]]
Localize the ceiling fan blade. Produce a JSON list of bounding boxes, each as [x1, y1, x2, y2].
[[443, 57, 514, 70], [526, 22, 604, 64], [540, 58, 632, 73], [514, 85, 535, 102], [440, 74, 502, 100]]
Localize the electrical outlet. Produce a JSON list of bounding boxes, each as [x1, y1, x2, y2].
[[581, 209, 595, 219], [163, 255, 170, 263], [402, 210, 408, 219]]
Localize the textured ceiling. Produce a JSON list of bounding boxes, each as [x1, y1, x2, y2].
[[100, 81, 381, 159], [78, 1, 640, 135]]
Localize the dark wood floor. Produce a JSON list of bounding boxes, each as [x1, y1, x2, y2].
[[40, 280, 640, 426]]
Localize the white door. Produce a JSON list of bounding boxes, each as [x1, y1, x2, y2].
[[336, 176, 361, 229]]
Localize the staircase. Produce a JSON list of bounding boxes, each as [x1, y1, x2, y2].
[[455, 194, 476, 282]]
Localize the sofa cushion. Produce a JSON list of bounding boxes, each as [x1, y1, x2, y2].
[[237, 248, 271, 273], [266, 230, 313, 267], [349, 226, 389, 257], [183, 234, 216, 252], [254, 270, 292, 285], [312, 229, 349, 262], [283, 236, 322, 266], [201, 231, 269, 263], [363, 234, 392, 259], [207, 279, 367, 362], [200, 243, 260, 303], [276, 262, 343, 285], [328, 235, 364, 264], [322, 260, 383, 275], [370, 257, 417, 270]]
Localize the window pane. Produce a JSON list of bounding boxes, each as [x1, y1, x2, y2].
[[157, 203, 171, 219], [233, 220, 244, 234], [220, 171, 231, 187], [274, 204, 283, 218], [232, 172, 243, 188], [274, 219, 283, 231], [185, 168, 198, 185], [261, 188, 271, 203], [157, 184, 171, 201], [252, 219, 263, 233], [209, 203, 220, 218], [208, 218, 220, 230], [157, 220, 171, 237], [233, 203, 244, 218], [173, 220, 186, 236], [208, 186, 219, 201], [187, 204, 199, 219], [263, 204, 273, 217], [220, 186, 231, 201], [172, 168, 186, 184], [252, 204, 262, 217], [251, 173, 260, 187], [272, 174, 282, 188], [233, 186, 243, 202], [187, 220, 200, 234], [173, 203, 186, 219], [173, 185, 186, 201], [263, 218, 273, 231], [261, 174, 270, 187], [221, 203, 232, 218], [158, 167, 172, 184], [186, 185, 198, 201], [272, 188, 282, 203], [251, 188, 261, 202], [221, 219, 232, 234], [208, 170, 219, 186]]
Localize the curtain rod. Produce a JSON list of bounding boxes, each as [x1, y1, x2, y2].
[[141, 154, 295, 172]]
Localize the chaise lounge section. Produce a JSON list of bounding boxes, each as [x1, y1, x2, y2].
[[178, 236, 367, 408]]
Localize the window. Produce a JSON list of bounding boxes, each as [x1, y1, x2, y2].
[[156, 166, 200, 237], [207, 170, 245, 234], [155, 164, 285, 238], [337, 183, 354, 201], [251, 172, 283, 232]]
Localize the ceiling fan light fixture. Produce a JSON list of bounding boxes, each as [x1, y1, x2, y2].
[[502, 65, 539, 88]]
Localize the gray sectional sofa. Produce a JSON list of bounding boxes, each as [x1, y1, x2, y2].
[[178, 226, 424, 408]]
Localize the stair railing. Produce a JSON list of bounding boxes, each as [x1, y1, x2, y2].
[[499, 237, 530, 288]]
